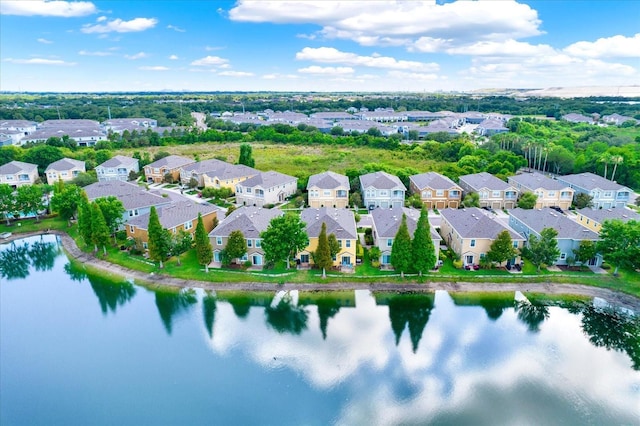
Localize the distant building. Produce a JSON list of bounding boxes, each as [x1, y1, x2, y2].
[[144, 155, 195, 184], [508, 172, 574, 210], [96, 155, 139, 182], [307, 171, 350, 209], [574, 207, 640, 233], [409, 172, 462, 209], [360, 171, 406, 210], [0, 161, 39, 188], [45, 158, 85, 185], [554, 172, 632, 209], [459, 172, 518, 209], [235, 171, 297, 207], [561, 113, 594, 124]]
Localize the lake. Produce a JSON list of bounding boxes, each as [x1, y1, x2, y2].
[[1, 235, 639, 425]]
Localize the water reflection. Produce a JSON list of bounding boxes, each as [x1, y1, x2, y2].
[[202, 291, 217, 338], [154, 289, 197, 334], [514, 300, 550, 332], [375, 292, 435, 352], [450, 292, 515, 321], [265, 293, 309, 335], [0, 236, 59, 279]]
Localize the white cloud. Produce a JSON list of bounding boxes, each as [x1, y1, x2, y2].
[[444, 39, 557, 57], [81, 17, 157, 34], [78, 50, 112, 56], [139, 66, 169, 71], [190, 55, 229, 67], [167, 24, 185, 32], [124, 52, 148, 60], [0, 1, 96, 17], [564, 33, 640, 58], [262, 73, 299, 80], [96, 15, 107, 22], [218, 70, 255, 77], [4, 57, 76, 66], [296, 47, 438, 72], [298, 65, 354, 75], [169, 54, 179, 60], [37, 38, 53, 44]]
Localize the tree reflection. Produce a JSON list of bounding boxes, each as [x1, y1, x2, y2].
[[28, 240, 58, 272], [514, 300, 550, 333], [265, 294, 309, 335], [216, 292, 273, 319], [88, 275, 136, 315], [0, 241, 30, 280], [202, 292, 217, 338], [449, 292, 515, 321], [316, 298, 341, 340], [384, 293, 435, 353], [155, 289, 197, 335], [580, 304, 640, 370], [64, 262, 88, 282]]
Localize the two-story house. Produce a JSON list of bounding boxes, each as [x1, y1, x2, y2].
[[554, 172, 632, 209], [96, 155, 139, 182], [439, 207, 525, 268], [360, 171, 406, 210], [209, 206, 283, 268], [0, 161, 39, 188], [370, 207, 441, 267], [508, 172, 574, 210], [509, 208, 601, 266], [45, 158, 85, 185], [202, 163, 258, 192], [235, 171, 297, 207], [409, 172, 462, 209], [144, 155, 195, 184], [306, 171, 350, 208], [573, 207, 640, 233], [298, 207, 358, 269], [459, 172, 519, 209]]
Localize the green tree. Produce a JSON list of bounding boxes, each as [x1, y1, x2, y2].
[[223, 230, 247, 266], [260, 214, 308, 269], [411, 207, 436, 275], [90, 202, 110, 255], [517, 191, 538, 209], [50, 183, 82, 225], [16, 184, 45, 222], [195, 213, 213, 272], [349, 192, 362, 208], [71, 172, 98, 187], [462, 191, 480, 208], [171, 229, 193, 266], [147, 206, 170, 268], [597, 220, 640, 275], [0, 184, 16, 225], [315, 222, 333, 278], [574, 193, 593, 209], [521, 227, 560, 272], [487, 230, 518, 267], [238, 143, 255, 168], [573, 240, 597, 267], [391, 214, 412, 278], [77, 191, 92, 245], [328, 233, 340, 260], [94, 196, 125, 242], [22, 145, 63, 174]]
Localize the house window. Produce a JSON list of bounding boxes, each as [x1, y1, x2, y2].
[[255, 239, 261, 248], [129, 209, 139, 217], [436, 190, 444, 196], [422, 191, 431, 198], [300, 254, 309, 263], [252, 255, 262, 266], [247, 239, 253, 248], [214, 251, 221, 262], [450, 190, 460, 197], [382, 254, 391, 264], [513, 241, 518, 248], [184, 221, 193, 230], [338, 240, 342, 248], [480, 253, 485, 259], [470, 239, 476, 247], [240, 254, 248, 261], [129, 225, 135, 233], [560, 252, 566, 260], [387, 238, 393, 247], [492, 191, 500, 197], [323, 190, 331, 196], [142, 242, 148, 249], [548, 191, 556, 197], [379, 190, 388, 197], [346, 240, 351, 248], [216, 237, 222, 245]]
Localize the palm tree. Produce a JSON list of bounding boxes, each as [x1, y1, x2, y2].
[[599, 153, 612, 180], [609, 155, 623, 181]]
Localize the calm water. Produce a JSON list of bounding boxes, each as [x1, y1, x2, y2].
[[1, 235, 639, 426]]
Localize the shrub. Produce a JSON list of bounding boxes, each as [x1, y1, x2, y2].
[[453, 259, 463, 269]]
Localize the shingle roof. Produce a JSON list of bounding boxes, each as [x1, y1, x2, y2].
[[181, 159, 228, 174], [128, 200, 218, 230], [0, 161, 37, 174], [146, 155, 195, 169], [509, 208, 599, 240], [307, 171, 350, 190], [360, 171, 406, 190], [209, 206, 282, 238], [241, 170, 297, 188], [98, 155, 138, 168], [45, 158, 85, 172], [84, 180, 168, 210], [410, 172, 459, 190], [459, 172, 511, 191], [508, 172, 568, 191], [370, 207, 441, 241], [301, 207, 357, 239], [556, 172, 629, 191], [576, 207, 640, 224], [441, 207, 524, 240]]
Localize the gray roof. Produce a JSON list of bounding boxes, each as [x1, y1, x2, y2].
[[98, 155, 138, 168], [181, 159, 228, 174], [410, 172, 460, 190], [209, 206, 282, 238], [307, 171, 350, 190], [360, 171, 406, 191], [241, 170, 297, 188], [45, 157, 85, 172], [371, 207, 441, 241], [508, 172, 568, 191], [509, 208, 599, 240], [459, 172, 511, 191], [40, 119, 100, 127], [204, 163, 258, 181], [0, 161, 37, 174], [576, 207, 640, 224], [128, 200, 218, 230], [146, 155, 195, 170], [556, 172, 629, 191], [301, 207, 357, 239], [0, 120, 36, 128], [441, 207, 524, 240], [84, 180, 168, 210]]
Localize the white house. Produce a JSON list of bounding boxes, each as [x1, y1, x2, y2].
[[96, 155, 139, 182], [235, 171, 298, 207]]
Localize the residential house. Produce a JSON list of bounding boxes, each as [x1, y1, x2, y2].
[[103, 118, 158, 133], [202, 163, 258, 192], [307, 171, 350, 208], [95, 155, 139, 182], [235, 171, 297, 207], [508, 208, 601, 266], [601, 114, 636, 126], [144, 155, 195, 184], [126, 200, 219, 249], [439, 208, 525, 268], [554, 172, 632, 209], [475, 118, 509, 136], [459, 172, 518, 209], [360, 171, 406, 210], [508, 172, 574, 210], [22, 119, 106, 146], [370, 207, 441, 267], [84, 180, 172, 225], [0, 161, 39, 188], [298, 207, 358, 269], [562, 113, 594, 124], [209, 206, 283, 268], [573, 207, 640, 233], [409, 171, 462, 209], [45, 158, 85, 185]]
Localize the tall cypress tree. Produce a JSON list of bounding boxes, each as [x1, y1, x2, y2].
[[391, 214, 412, 278], [90, 202, 109, 255], [315, 222, 333, 278], [147, 206, 170, 268], [77, 191, 93, 246], [238, 143, 255, 168], [412, 207, 436, 275], [195, 213, 213, 272]]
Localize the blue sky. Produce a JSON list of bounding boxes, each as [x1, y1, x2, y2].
[[1, 0, 638, 92]]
